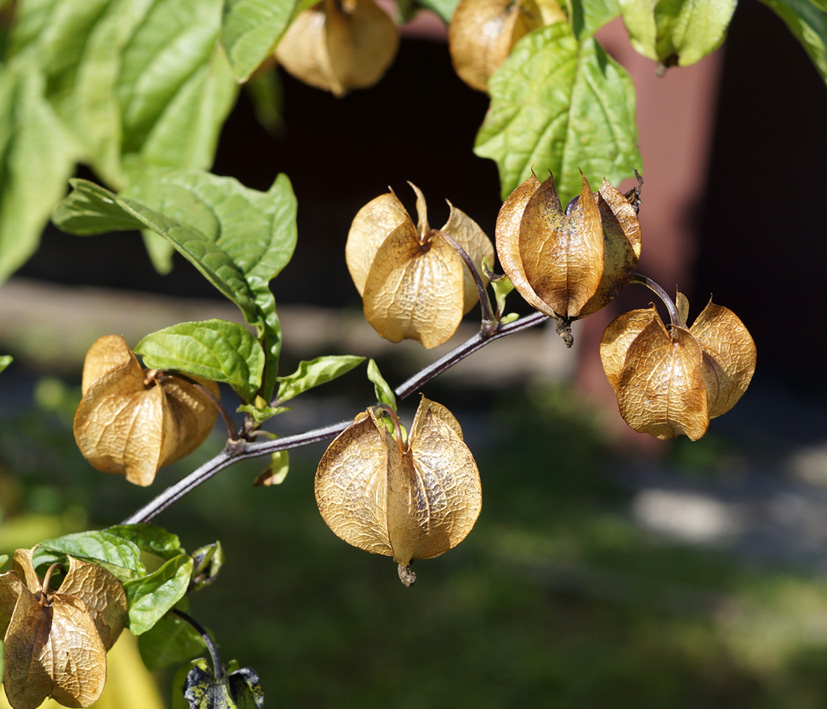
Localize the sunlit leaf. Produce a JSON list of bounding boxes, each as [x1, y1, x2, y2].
[[0, 68, 79, 283], [137, 320, 265, 403], [34, 530, 146, 582], [475, 22, 640, 199], [254, 450, 291, 486], [276, 355, 365, 404], [124, 554, 194, 635], [367, 359, 397, 410], [0, 356, 11, 374], [105, 524, 185, 561], [569, 0, 621, 38], [619, 0, 737, 67], [758, 0, 827, 86], [9, 0, 237, 191], [222, 0, 318, 82]]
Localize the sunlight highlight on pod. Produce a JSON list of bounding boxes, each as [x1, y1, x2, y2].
[[315, 397, 482, 585]]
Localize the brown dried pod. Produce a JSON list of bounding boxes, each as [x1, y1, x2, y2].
[[346, 183, 495, 348], [600, 296, 756, 440], [275, 0, 399, 97], [74, 335, 219, 486], [449, 0, 566, 92], [0, 548, 127, 709], [496, 171, 642, 338], [315, 397, 482, 585]]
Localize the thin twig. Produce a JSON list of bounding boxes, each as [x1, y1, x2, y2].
[[173, 608, 225, 682], [631, 273, 681, 327], [121, 310, 550, 524]]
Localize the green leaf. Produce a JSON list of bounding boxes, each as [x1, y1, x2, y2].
[[221, 0, 318, 82], [0, 356, 11, 374], [619, 0, 737, 67], [475, 22, 641, 201], [490, 273, 515, 318], [52, 179, 260, 323], [570, 0, 621, 39], [254, 450, 290, 486], [236, 403, 290, 423], [276, 355, 365, 404], [0, 554, 8, 569], [8, 0, 237, 191], [124, 554, 194, 635], [34, 530, 146, 582], [419, 0, 459, 23], [139, 612, 207, 671], [0, 68, 80, 283], [758, 0, 827, 85], [136, 319, 265, 403], [367, 359, 396, 411], [106, 524, 186, 561]]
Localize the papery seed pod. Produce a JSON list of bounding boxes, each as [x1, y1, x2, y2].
[[315, 397, 482, 585], [496, 171, 642, 340], [275, 0, 399, 97], [74, 335, 219, 486], [449, 0, 566, 92], [600, 296, 756, 440], [346, 183, 495, 348], [0, 549, 127, 709]]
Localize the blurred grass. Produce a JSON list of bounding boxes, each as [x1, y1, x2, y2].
[[3, 377, 827, 707]]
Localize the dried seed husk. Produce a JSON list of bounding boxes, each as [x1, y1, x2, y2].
[[315, 398, 482, 575], [497, 172, 642, 323], [74, 336, 219, 486], [449, 0, 566, 92], [362, 221, 466, 348], [0, 549, 126, 709], [519, 173, 603, 319], [578, 180, 642, 317], [275, 0, 399, 96], [347, 184, 494, 348], [613, 315, 709, 440], [689, 298, 756, 419]]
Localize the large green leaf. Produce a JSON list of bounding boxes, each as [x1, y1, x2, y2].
[[33, 530, 146, 582], [475, 22, 641, 201], [618, 0, 737, 67], [221, 0, 319, 83], [0, 67, 80, 282], [137, 319, 265, 403], [51, 179, 260, 323], [759, 0, 827, 85], [8, 0, 237, 190], [124, 554, 194, 635]]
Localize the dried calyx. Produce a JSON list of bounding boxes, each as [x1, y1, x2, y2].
[[449, 0, 566, 92], [275, 0, 399, 96], [600, 291, 756, 440], [315, 397, 483, 585], [496, 171, 642, 345], [74, 335, 220, 486], [346, 182, 494, 348], [0, 548, 127, 709]]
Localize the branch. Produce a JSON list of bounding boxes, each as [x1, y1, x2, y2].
[[122, 310, 550, 524]]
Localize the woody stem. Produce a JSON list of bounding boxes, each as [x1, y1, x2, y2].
[[173, 609, 225, 682], [631, 273, 682, 327], [436, 230, 498, 334], [161, 372, 241, 442]]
